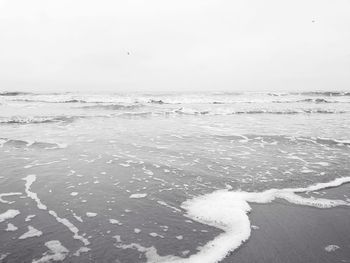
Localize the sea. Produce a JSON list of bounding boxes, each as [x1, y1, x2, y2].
[[0, 91, 350, 262]]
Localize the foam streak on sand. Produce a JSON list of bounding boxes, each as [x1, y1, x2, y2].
[[33, 240, 69, 263], [22, 175, 90, 247], [0, 209, 20, 222], [126, 177, 350, 263], [24, 160, 62, 169], [6, 223, 18, 231], [23, 175, 47, 210], [130, 193, 147, 199], [19, 226, 43, 239], [0, 192, 22, 204]]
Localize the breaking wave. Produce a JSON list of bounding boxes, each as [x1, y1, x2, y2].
[[1, 109, 347, 124], [172, 108, 347, 115], [0, 91, 31, 96], [268, 91, 350, 97], [6, 97, 349, 105], [0, 116, 80, 124], [11, 99, 87, 103], [101, 108, 350, 118], [291, 91, 350, 97], [79, 104, 144, 111], [273, 98, 344, 104], [1, 91, 350, 105]]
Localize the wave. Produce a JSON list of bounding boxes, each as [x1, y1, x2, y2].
[[267, 93, 289, 96], [1, 109, 346, 124], [106, 108, 349, 118], [2, 91, 350, 105], [144, 96, 349, 105], [315, 137, 350, 146], [0, 91, 31, 96], [173, 108, 347, 115], [211, 92, 244, 96], [269, 91, 350, 97], [301, 109, 346, 114], [0, 116, 79, 124], [11, 99, 87, 103], [149, 99, 166, 104], [302, 98, 332, 103], [80, 104, 143, 110], [116, 112, 154, 117], [0, 138, 67, 149], [291, 91, 350, 97], [9, 97, 348, 105], [215, 134, 350, 147], [272, 98, 343, 104]]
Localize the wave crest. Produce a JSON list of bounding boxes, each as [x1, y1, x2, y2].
[[80, 104, 143, 111], [292, 91, 350, 97], [0, 91, 31, 96], [173, 108, 347, 115], [0, 116, 78, 124], [11, 99, 87, 103]]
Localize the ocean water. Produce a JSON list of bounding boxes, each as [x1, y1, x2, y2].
[[0, 91, 350, 262]]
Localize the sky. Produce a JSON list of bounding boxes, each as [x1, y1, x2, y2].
[[0, 0, 349, 93]]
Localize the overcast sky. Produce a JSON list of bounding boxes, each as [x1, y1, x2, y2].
[[0, 0, 349, 93]]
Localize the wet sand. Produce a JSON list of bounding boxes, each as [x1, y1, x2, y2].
[[225, 184, 350, 263]]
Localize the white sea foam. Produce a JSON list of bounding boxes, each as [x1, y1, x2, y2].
[[72, 212, 83, 223], [113, 235, 122, 242], [73, 246, 91, 256], [22, 174, 90, 246], [120, 176, 350, 263], [6, 223, 18, 231], [315, 162, 329, 167], [23, 175, 47, 210], [324, 244, 340, 252], [157, 201, 182, 213], [177, 177, 350, 263], [116, 242, 181, 262], [19, 226, 43, 239], [0, 209, 20, 222], [130, 193, 147, 199], [109, 219, 122, 225], [149, 232, 164, 238], [24, 160, 61, 169], [0, 138, 6, 148], [86, 212, 97, 217], [32, 240, 69, 263], [25, 214, 36, 222], [48, 210, 90, 246], [0, 192, 22, 204]]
